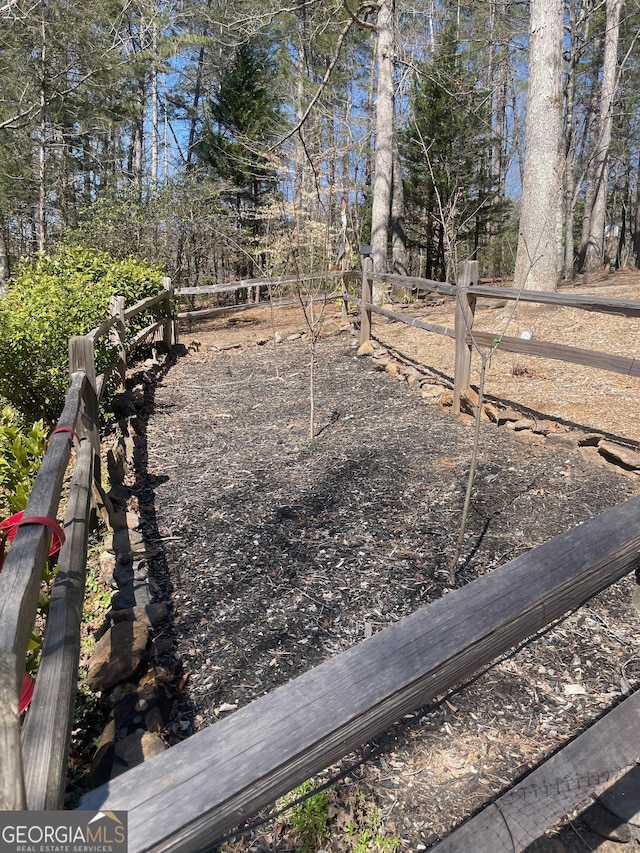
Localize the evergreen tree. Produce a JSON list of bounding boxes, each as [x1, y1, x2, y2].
[[196, 42, 282, 208], [402, 21, 501, 281]]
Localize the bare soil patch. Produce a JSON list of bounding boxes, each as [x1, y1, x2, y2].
[[136, 271, 640, 852]]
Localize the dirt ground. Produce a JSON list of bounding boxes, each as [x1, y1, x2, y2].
[[135, 268, 640, 852]]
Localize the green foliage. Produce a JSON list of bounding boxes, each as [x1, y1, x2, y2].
[[0, 245, 163, 423], [196, 40, 283, 218], [83, 562, 112, 627], [286, 780, 332, 853], [276, 781, 401, 853], [346, 805, 400, 853], [0, 405, 47, 517]]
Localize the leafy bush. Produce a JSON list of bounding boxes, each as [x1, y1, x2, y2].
[[0, 245, 163, 423], [0, 405, 47, 517]]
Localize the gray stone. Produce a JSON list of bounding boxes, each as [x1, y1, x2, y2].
[[113, 684, 172, 734], [132, 581, 152, 607], [545, 432, 579, 449], [131, 384, 145, 403], [108, 511, 141, 533], [598, 440, 640, 470], [87, 621, 149, 692], [357, 341, 374, 356], [497, 407, 523, 425], [420, 384, 446, 400], [577, 433, 603, 447], [583, 802, 631, 842], [506, 418, 537, 431], [112, 389, 137, 417], [106, 444, 126, 483], [111, 584, 137, 611], [107, 528, 148, 557], [123, 435, 136, 468], [133, 560, 148, 581], [111, 602, 170, 627], [106, 483, 130, 506], [113, 560, 134, 587], [111, 730, 167, 777], [89, 718, 116, 787], [599, 765, 640, 826], [99, 551, 116, 587]]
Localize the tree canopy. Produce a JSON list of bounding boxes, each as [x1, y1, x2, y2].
[[0, 0, 637, 288]]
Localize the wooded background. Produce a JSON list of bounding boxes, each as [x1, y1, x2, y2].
[[0, 0, 637, 292]]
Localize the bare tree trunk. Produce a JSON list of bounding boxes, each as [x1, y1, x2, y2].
[[513, 0, 563, 292], [0, 224, 9, 285], [581, 0, 623, 272], [634, 151, 640, 268], [391, 131, 407, 276], [293, 0, 308, 239], [578, 72, 600, 264], [38, 14, 47, 254], [186, 46, 206, 170], [370, 0, 395, 301], [563, 0, 579, 279], [151, 22, 159, 192]]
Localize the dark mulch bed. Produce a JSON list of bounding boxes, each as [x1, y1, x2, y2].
[[133, 318, 640, 851]]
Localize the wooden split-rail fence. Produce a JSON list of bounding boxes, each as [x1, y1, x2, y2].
[[0, 264, 639, 853]]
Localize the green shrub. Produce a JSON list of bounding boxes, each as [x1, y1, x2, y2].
[[0, 245, 163, 423], [0, 405, 47, 517]]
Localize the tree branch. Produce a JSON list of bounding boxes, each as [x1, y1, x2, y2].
[[272, 16, 356, 149], [342, 0, 377, 30]]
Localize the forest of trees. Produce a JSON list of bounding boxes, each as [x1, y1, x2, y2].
[[0, 0, 639, 292]]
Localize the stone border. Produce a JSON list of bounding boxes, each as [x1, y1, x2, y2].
[[356, 338, 640, 476], [84, 359, 175, 786]]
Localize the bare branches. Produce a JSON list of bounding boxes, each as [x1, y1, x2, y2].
[[273, 16, 356, 149], [342, 0, 376, 30]]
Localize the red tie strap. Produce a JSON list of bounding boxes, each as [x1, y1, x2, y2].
[[48, 426, 81, 447], [20, 673, 35, 714], [0, 512, 66, 571]]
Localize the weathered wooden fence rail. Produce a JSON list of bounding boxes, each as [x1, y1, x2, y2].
[[1, 265, 639, 853], [79, 494, 640, 851], [352, 259, 640, 415], [0, 373, 94, 809], [175, 270, 348, 324], [0, 282, 175, 809]]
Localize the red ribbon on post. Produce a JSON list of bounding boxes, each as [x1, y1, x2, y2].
[[0, 513, 66, 714], [0, 512, 66, 572], [47, 426, 81, 448]]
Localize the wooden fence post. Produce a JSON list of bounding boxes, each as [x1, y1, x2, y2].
[[109, 295, 127, 391], [162, 276, 177, 346], [68, 336, 101, 483], [0, 654, 27, 808], [341, 270, 349, 325], [359, 250, 373, 346], [453, 260, 478, 415]]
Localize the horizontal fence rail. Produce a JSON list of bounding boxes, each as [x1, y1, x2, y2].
[[354, 260, 640, 415], [0, 372, 90, 808], [79, 495, 640, 851], [176, 270, 348, 297], [431, 686, 640, 853], [0, 277, 175, 810], [178, 292, 342, 323]]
